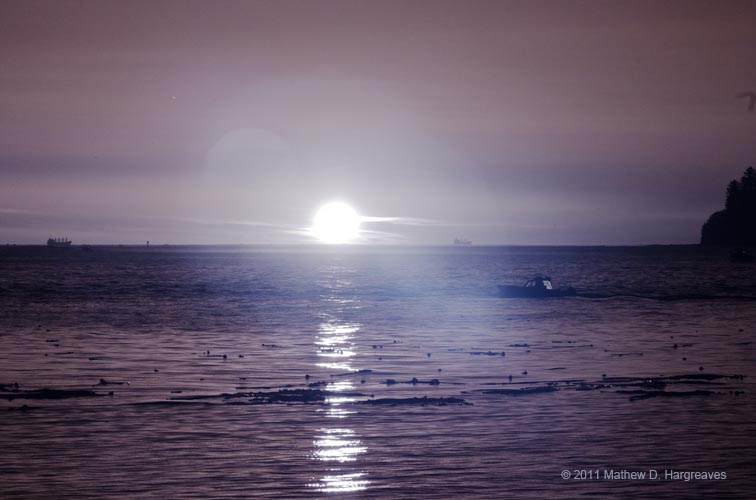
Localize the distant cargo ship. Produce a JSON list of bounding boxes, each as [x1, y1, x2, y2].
[[454, 238, 472, 246], [47, 237, 72, 247]]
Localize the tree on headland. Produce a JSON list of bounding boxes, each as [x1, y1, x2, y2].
[[701, 167, 756, 245]]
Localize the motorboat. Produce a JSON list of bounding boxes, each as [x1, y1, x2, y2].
[[497, 276, 576, 298]]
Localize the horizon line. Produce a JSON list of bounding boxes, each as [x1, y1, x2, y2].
[[1, 242, 706, 248]]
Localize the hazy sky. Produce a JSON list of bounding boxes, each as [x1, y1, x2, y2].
[[2, 0, 756, 245]]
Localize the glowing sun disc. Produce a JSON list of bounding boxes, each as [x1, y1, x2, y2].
[[312, 202, 361, 244]]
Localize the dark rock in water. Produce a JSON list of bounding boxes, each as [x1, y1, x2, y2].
[[628, 390, 715, 401], [176, 389, 334, 404], [236, 383, 300, 390], [183, 388, 372, 405], [357, 396, 470, 406], [95, 378, 125, 386], [483, 386, 558, 396], [665, 373, 744, 381], [3, 388, 101, 401], [331, 369, 373, 377], [385, 378, 440, 386], [244, 389, 331, 404], [575, 383, 612, 391], [577, 378, 667, 391], [8, 404, 33, 411], [642, 379, 667, 389], [175, 388, 466, 406], [252, 389, 369, 405]]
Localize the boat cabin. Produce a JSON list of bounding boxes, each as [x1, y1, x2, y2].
[[524, 277, 553, 290]]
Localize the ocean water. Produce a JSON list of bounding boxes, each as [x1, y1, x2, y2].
[[1, 245, 755, 499]]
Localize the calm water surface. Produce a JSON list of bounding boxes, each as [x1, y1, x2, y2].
[[1, 245, 755, 499]]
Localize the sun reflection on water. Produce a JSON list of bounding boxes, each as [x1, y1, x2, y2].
[[313, 428, 367, 462], [308, 472, 370, 493], [315, 322, 361, 371], [309, 317, 370, 493]]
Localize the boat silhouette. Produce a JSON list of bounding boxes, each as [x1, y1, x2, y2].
[[498, 276, 577, 298], [47, 237, 72, 247]]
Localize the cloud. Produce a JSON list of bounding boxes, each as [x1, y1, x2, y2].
[[139, 214, 283, 229], [360, 215, 452, 226]]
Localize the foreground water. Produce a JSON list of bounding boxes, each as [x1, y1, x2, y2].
[[1, 245, 754, 499]]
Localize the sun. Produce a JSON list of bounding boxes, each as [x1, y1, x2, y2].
[[312, 201, 361, 244]]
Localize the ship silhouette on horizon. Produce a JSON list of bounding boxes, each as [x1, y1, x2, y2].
[[47, 237, 72, 247]]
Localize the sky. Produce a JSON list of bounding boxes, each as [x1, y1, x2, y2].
[[1, 0, 756, 245]]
